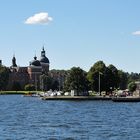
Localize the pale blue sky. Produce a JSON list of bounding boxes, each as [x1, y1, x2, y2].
[[0, 0, 140, 72]]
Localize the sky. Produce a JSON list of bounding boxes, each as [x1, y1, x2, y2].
[[0, 0, 140, 73]]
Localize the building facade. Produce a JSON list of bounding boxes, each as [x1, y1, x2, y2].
[[7, 47, 50, 90]]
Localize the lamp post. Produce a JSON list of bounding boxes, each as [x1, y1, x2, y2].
[[99, 72, 102, 96], [99, 72, 100, 95], [99, 71, 103, 96]]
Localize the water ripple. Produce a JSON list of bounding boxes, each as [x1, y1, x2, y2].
[[0, 95, 140, 139]]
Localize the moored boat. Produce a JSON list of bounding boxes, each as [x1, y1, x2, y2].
[[112, 96, 140, 102]]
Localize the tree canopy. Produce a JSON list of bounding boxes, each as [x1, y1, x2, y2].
[[87, 61, 121, 93], [64, 67, 89, 95], [87, 61, 106, 92], [118, 70, 128, 90], [40, 74, 52, 91], [106, 64, 119, 91], [24, 84, 35, 91], [128, 82, 137, 92], [0, 66, 9, 90]]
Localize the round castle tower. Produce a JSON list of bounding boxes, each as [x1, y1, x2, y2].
[[39, 47, 50, 74]]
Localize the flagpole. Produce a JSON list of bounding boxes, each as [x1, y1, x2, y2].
[[99, 72, 100, 96]]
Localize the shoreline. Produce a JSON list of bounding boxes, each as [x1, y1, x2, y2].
[[42, 95, 140, 102], [42, 96, 112, 100], [1, 92, 140, 102]]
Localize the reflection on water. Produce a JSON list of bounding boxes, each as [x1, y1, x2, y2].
[[0, 95, 140, 140]]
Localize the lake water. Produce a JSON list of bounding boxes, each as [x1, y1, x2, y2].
[[0, 95, 140, 140]]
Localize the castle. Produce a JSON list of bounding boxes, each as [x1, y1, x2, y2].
[[5, 47, 50, 90]]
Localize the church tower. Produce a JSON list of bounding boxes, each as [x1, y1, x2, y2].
[[40, 47, 50, 74], [12, 55, 17, 67], [28, 55, 42, 90], [10, 54, 18, 72]]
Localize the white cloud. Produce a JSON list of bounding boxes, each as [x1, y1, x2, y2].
[[132, 31, 140, 35], [25, 12, 53, 25]]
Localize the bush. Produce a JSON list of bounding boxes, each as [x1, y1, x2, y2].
[[128, 82, 137, 92], [24, 84, 35, 91]]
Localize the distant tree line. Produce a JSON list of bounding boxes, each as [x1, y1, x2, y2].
[[46, 61, 140, 93], [0, 61, 140, 92]]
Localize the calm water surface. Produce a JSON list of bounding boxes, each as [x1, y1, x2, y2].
[[0, 95, 140, 140]]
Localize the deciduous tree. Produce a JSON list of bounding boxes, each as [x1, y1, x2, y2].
[[0, 66, 9, 90], [87, 61, 106, 92], [128, 82, 137, 92], [64, 67, 89, 95]]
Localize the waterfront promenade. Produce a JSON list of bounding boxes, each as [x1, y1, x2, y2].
[[42, 95, 140, 102], [42, 95, 112, 100]]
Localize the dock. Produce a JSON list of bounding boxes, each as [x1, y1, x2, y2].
[[112, 96, 140, 102], [41, 96, 112, 101]]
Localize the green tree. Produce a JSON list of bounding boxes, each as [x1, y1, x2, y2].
[[12, 81, 22, 91], [128, 72, 140, 83], [40, 74, 52, 91], [87, 61, 106, 92], [118, 70, 128, 90], [24, 84, 35, 91], [128, 82, 137, 92], [64, 67, 89, 95], [0, 66, 9, 90], [51, 80, 59, 91], [104, 67, 113, 92], [105, 64, 119, 91]]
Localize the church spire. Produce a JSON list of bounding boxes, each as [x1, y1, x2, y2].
[[42, 45, 45, 51], [12, 54, 17, 67], [41, 46, 46, 57], [34, 51, 37, 60], [34, 55, 37, 60]]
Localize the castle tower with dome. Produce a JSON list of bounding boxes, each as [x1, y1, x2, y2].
[[40, 46, 50, 74], [28, 55, 42, 90], [28, 47, 50, 90], [7, 47, 50, 90]]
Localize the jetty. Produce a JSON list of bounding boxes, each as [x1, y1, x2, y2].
[[42, 96, 112, 101], [112, 96, 140, 102], [41, 95, 140, 102]]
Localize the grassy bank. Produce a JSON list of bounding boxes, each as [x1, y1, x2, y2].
[[0, 91, 41, 95]]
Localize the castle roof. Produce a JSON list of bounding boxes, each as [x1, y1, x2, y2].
[[40, 47, 50, 64], [30, 56, 41, 66], [40, 56, 49, 64]]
